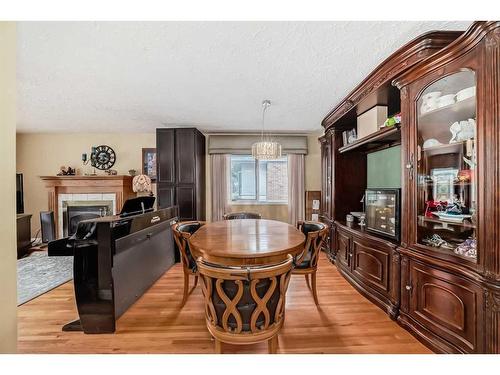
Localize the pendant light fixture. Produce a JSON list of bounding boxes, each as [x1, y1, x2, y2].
[[251, 100, 282, 160]]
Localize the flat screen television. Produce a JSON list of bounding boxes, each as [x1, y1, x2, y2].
[[16, 173, 24, 214]]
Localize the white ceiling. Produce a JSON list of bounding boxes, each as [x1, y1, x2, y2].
[[16, 21, 472, 134]]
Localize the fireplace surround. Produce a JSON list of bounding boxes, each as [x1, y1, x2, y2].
[[40, 175, 135, 238], [63, 200, 114, 237]]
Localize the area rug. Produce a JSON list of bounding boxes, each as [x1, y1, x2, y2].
[[17, 251, 73, 306]]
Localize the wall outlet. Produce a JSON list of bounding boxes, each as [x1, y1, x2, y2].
[[312, 199, 320, 210]]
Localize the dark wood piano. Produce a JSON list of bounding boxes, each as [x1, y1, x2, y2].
[[48, 198, 178, 334]]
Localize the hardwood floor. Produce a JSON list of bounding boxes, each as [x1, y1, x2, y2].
[[17, 253, 431, 354]]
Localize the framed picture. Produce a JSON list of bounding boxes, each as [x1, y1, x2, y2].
[[142, 148, 157, 182]]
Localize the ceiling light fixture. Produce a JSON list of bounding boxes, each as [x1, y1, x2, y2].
[[251, 100, 282, 160]]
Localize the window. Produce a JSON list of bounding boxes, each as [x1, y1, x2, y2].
[[230, 155, 288, 203]]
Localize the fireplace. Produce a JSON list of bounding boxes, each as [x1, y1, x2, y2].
[[40, 175, 136, 238], [58, 194, 116, 237], [63, 201, 113, 237]]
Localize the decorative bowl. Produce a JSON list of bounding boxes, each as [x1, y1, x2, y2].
[[422, 138, 442, 149]]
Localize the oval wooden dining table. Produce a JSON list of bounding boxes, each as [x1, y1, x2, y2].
[[188, 219, 306, 266]]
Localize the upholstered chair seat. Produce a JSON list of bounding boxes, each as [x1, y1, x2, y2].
[[223, 212, 262, 220], [294, 252, 312, 269], [171, 221, 206, 306], [197, 256, 293, 354]]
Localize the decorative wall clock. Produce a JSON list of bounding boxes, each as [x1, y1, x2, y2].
[[91, 145, 116, 170]]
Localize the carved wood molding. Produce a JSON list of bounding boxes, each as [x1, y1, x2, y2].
[[483, 24, 500, 282], [485, 290, 500, 313], [400, 86, 408, 100], [322, 30, 462, 128], [393, 22, 500, 88], [485, 27, 500, 48], [484, 289, 500, 353]]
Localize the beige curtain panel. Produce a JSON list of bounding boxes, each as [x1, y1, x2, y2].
[[211, 154, 229, 222], [287, 154, 305, 225]]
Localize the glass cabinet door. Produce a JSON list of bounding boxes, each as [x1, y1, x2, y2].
[[415, 70, 477, 262]]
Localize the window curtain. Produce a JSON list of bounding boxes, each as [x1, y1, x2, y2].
[[211, 154, 229, 222], [287, 154, 305, 225]]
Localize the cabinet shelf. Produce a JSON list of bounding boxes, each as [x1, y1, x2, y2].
[[418, 215, 476, 229], [338, 125, 401, 154], [417, 180, 473, 187], [418, 96, 476, 141], [421, 141, 467, 157]]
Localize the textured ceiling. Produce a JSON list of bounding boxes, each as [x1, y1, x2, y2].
[[17, 21, 472, 133]]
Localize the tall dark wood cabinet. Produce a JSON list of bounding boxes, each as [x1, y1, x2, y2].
[[393, 21, 500, 354], [156, 128, 206, 221]]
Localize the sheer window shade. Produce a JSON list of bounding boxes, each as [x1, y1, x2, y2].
[[208, 135, 308, 155]]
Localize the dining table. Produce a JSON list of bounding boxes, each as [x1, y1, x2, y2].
[[188, 219, 306, 266]]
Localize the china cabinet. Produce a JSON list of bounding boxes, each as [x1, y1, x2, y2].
[[320, 21, 500, 353], [393, 21, 500, 353]]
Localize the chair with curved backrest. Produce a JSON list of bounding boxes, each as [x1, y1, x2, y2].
[[223, 212, 262, 220], [171, 221, 206, 306], [197, 255, 294, 354], [292, 221, 329, 305]]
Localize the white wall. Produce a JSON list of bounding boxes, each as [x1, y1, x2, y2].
[[0, 21, 17, 353]]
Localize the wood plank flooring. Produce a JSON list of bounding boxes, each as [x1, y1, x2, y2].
[[17, 253, 432, 354]]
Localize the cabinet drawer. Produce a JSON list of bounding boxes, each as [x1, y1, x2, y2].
[[408, 260, 483, 353], [351, 238, 391, 294]]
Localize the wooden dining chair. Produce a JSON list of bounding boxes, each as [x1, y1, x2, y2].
[[171, 221, 206, 306], [223, 212, 261, 220], [292, 221, 329, 305], [196, 255, 294, 354]]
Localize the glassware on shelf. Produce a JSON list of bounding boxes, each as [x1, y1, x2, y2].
[[454, 238, 477, 259], [415, 70, 478, 262]]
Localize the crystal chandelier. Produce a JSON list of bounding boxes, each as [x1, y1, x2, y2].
[[251, 100, 282, 160]]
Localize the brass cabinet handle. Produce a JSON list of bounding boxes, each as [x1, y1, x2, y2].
[[406, 153, 414, 180]]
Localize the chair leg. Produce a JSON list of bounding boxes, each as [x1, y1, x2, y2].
[[311, 271, 319, 306], [214, 338, 222, 354], [194, 274, 199, 288], [268, 335, 278, 354], [305, 274, 311, 289], [181, 270, 189, 306]]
